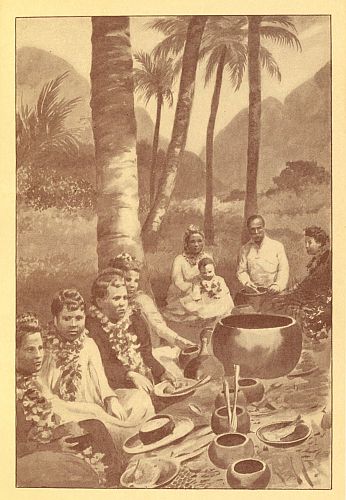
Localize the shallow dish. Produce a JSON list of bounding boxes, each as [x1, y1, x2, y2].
[[120, 458, 179, 488], [154, 376, 210, 398], [256, 419, 311, 448]]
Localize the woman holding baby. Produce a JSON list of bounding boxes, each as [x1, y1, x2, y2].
[[163, 225, 234, 343]]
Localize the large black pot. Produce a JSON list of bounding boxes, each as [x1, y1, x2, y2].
[[212, 314, 302, 379]]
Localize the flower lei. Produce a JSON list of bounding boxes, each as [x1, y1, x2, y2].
[[89, 305, 149, 377], [16, 373, 58, 443], [200, 278, 222, 299], [182, 251, 209, 267], [43, 324, 86, 401]]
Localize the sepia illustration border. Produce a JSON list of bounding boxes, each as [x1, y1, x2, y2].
[[1, 1, 345, 499]]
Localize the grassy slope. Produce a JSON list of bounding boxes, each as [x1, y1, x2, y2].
[[17, 185, 330, 324]]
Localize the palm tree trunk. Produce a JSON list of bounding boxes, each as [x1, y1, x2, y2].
[[150, 94, 162, 206], [242, 15, 262, 244], [204, 47, 226, 245], [90, 17, 144, 270], [142, 16, 207, 249]]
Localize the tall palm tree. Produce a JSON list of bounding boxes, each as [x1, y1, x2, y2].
[[90, 16, 144, 270], [16, 72, 81, 171], [141, 16, 207, 249], [199, 17, 247, 244], [242, 15, 301, 243], [133, 51, 175, 206]]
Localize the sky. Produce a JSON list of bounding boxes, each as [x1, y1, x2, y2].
[[16, 16, 330, 154]]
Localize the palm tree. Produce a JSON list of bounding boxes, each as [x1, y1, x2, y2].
[[242, 15, 301, 243], [198, 17, 247, 244], [133, 51, 175, 206], [141, 16, 207, 249], [90, 17, 144, 270], [16, 72, 81, 171]]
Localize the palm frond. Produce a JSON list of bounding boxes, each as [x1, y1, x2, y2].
[[133, 50, 176, 107], [152, 33, 188, 59], [259, 46, 281, 81], [262, 15, 297, 33], [204, 46, 226, 86], [146, 16, 189, 36], [259, 26, 302, 51]]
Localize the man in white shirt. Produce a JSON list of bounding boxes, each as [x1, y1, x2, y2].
[[237, 215, 289, 294]]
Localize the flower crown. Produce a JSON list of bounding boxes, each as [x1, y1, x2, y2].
[[109, 252, 141, 271]]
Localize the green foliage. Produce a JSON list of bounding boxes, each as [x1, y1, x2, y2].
[[271, 161, 330, 193]]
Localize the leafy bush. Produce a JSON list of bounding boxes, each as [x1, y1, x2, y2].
[[271, 160, 330, 193], [17, 166, 96, 212]]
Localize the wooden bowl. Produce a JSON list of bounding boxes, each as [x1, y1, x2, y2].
[[238, 378, 265, 403], [211, 406, 251, 435], [212, 314, 302, 379], [139, 415, 175, 445], [227, 458, 271, 489], [208, 433, 254, 470]]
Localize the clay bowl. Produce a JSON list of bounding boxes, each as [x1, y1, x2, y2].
[[178, 345, 200, 370], [212, 314, 302, 379], [211, 406, 251, 435], [238, 378, 265, 403], [139, 415, 175, 445], [208, 433, 254, 470], [227, 458, 271, 489], [214, 388, 247, 410]]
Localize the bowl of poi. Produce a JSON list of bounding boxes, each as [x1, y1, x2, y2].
[[123, 414, 194, 454], [256, 415, 311, 448]]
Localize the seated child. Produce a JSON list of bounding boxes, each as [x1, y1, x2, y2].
[[180, 257, 234, 320]]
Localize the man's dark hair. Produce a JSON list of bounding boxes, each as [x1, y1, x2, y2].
[[247, 214, 265, 228], [304, 226, 329, 247]]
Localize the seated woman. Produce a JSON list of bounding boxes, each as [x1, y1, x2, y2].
[[86, 268, 176, 394], [40, 289, 155, 446], [274, 226, 331, 342], [180, 257, 234, 320], [16, 312, 121, 487], [163, 225, 225, 343], [109, 253, 194, 350]]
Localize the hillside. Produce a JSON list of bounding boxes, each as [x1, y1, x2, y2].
[[202, 62, 331, 192], [16, 46, 227, 198]]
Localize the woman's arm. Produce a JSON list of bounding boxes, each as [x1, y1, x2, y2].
[[133, 315, 165, 383], [135, 293, 179, 346]]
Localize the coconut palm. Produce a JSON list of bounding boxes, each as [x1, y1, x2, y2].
[[16, 72, 81, 171], [242, 15, 301, 243], [141, 16, 207, 249], [90, 17, 144, 270], [133, 51, 176, 206]]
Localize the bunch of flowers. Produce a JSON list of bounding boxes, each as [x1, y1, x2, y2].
[[16, 374, 58, 443], [89, 305, 149, 377], [44, 325, 85, 401]]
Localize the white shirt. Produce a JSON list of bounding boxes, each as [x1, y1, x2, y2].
[[237, 235, 289, 291]]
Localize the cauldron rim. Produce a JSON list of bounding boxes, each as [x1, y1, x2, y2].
[[218, 313, 296, 331]]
